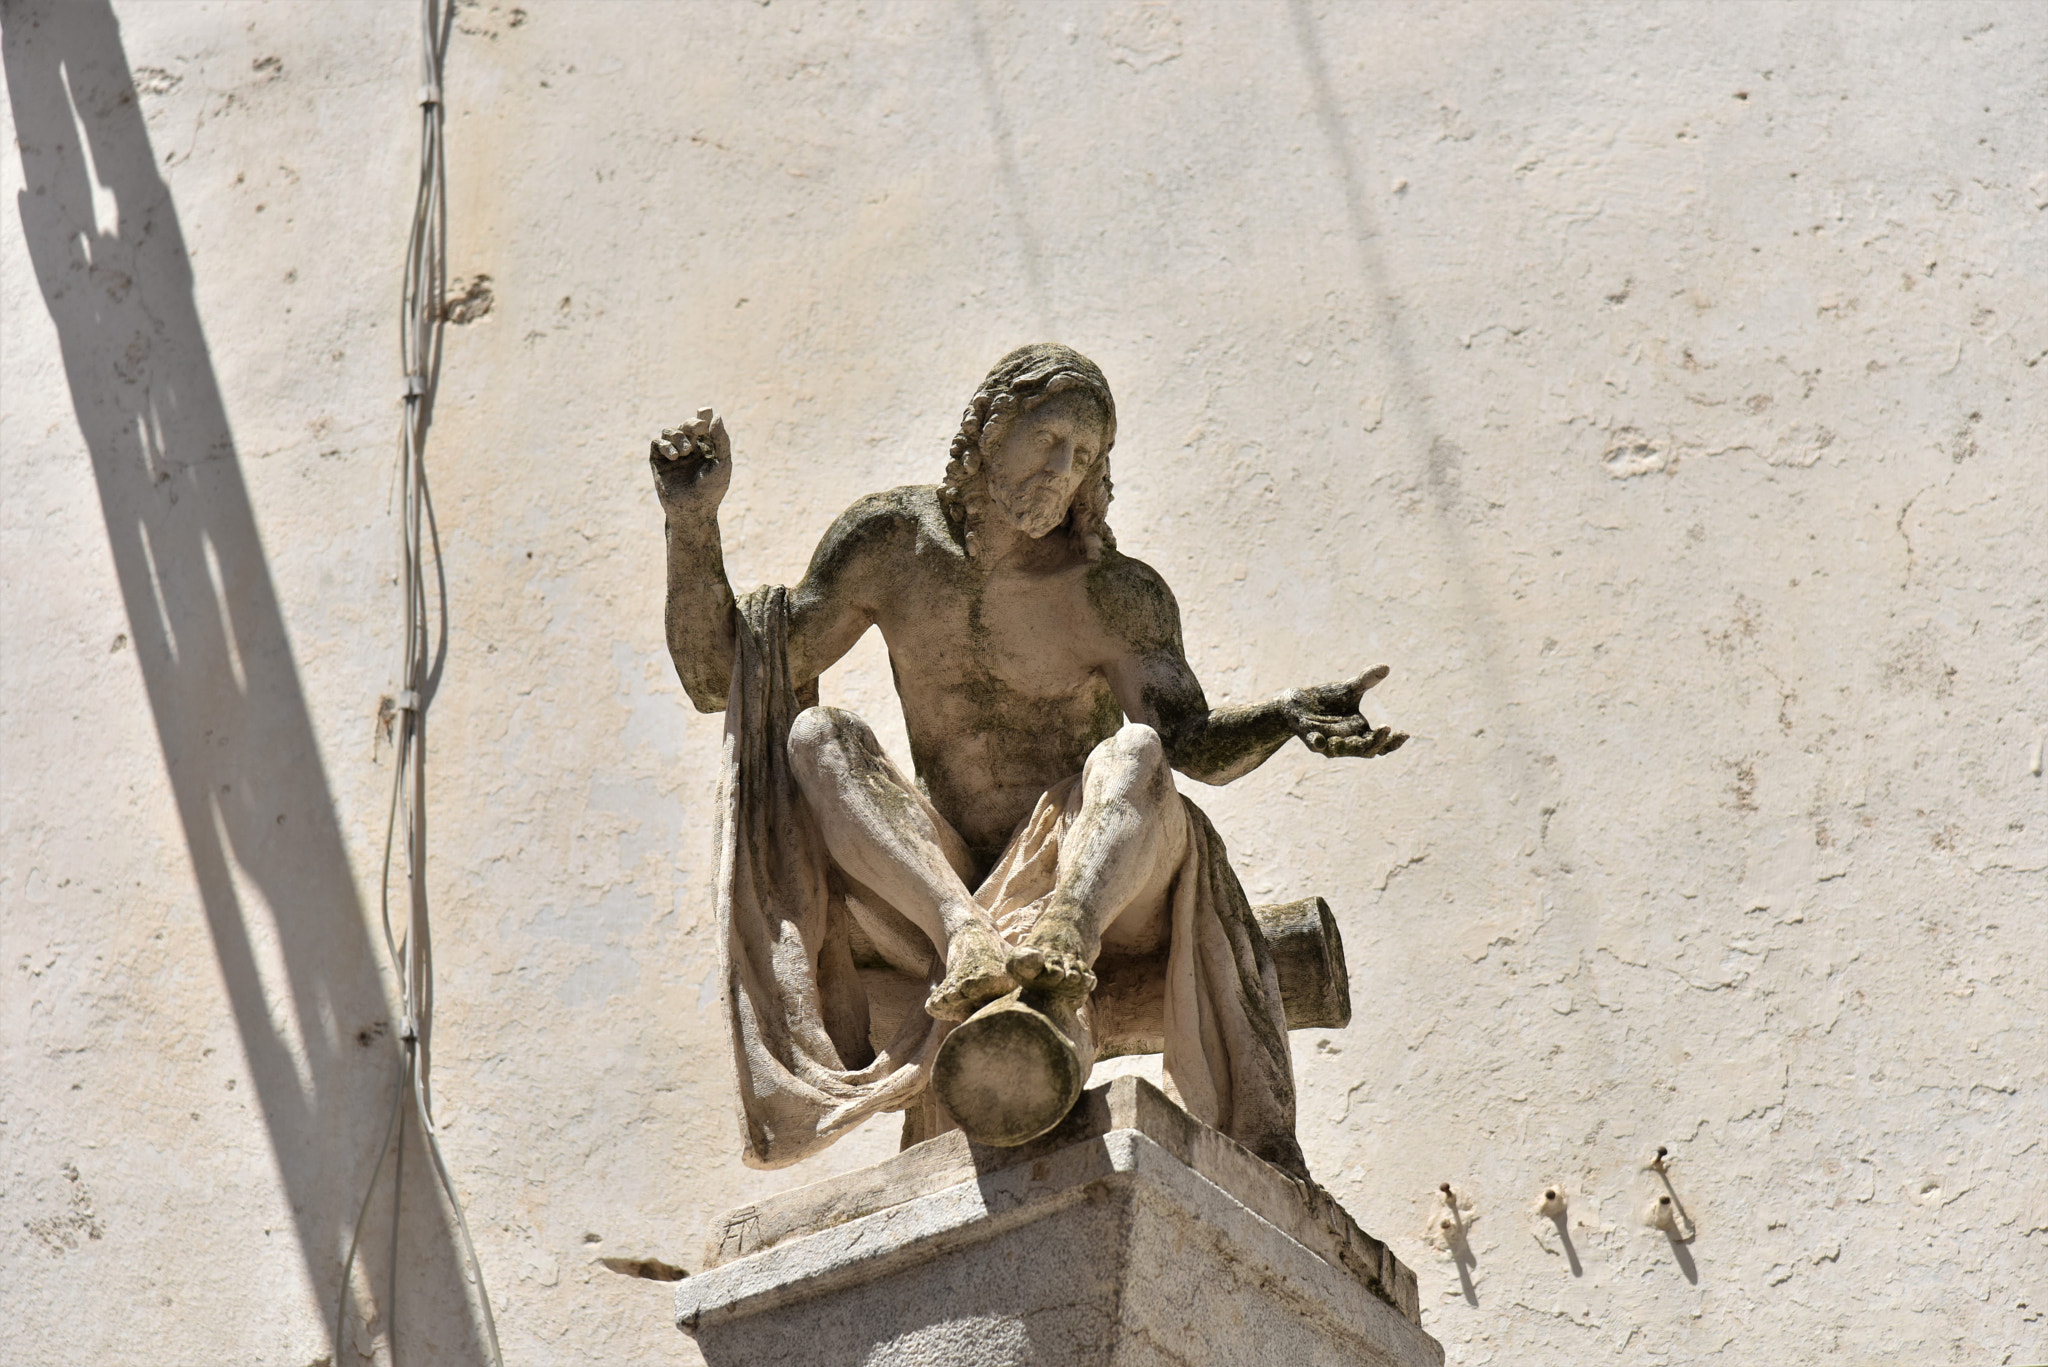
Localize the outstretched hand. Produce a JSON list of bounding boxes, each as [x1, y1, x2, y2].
[[1284, 666, 1408, 759], [649, 407, 732, 517]]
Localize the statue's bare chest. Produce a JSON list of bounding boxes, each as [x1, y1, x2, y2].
[[877, 558, 1108, 709]]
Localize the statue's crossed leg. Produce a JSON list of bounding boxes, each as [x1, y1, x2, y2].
[[786, 707, 1188, 1023], [788, 706, 1193, 1143]]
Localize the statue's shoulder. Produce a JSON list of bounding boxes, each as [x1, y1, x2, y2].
[[804, 487, 954, 591], [852, 484, 963, 555], [1085, 547, 1181, 642], [1088, 546, 1175, 599], [834, 484, 943, 531], [814, 485, 933, 557]]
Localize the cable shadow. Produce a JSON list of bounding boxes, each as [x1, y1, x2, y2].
[[962, 1, 1053, 334], [1283, 1, 1612, 1060], [1285, 1, 1566, 798], [4, 1, 480, 1358]]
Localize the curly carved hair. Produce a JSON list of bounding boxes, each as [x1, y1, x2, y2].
[[941, 344, 1117, 560]]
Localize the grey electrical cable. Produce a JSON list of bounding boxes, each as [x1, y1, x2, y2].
[[335, 3, 504, 1363]]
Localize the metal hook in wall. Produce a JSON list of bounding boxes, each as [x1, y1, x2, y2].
[[1641, 1144, 1696, 1241]]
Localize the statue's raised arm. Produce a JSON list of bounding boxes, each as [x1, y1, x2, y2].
[[652, 411, 890, 710], [651, 410, 738, 711]]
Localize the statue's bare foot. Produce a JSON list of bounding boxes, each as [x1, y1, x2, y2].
[[926, 921, 1019, 1021], [1011, 909, 1097, 1003]]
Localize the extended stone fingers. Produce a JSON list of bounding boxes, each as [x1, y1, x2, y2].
[[1320, 726, 1409, 759], [1361, 728, 1406, 758], [1302, 713, 1375, 737], [661, 422, 716, 460], [1300, 716, 1371, 753], [1344, 727, 1390, 756]]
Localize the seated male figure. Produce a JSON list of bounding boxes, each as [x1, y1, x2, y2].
[[652, 345, 1404, 1165]]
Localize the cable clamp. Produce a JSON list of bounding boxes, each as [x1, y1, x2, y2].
[[395, 689, 420, 713], [403, 372, 427, 398], [419, 82, 441, 107], [400, 1015, 419, 1043]]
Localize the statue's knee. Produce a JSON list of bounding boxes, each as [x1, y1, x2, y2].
[[787, 706, 871, 777], [1091, 722, 1168, 788], [1111, 722, 1165, 768]]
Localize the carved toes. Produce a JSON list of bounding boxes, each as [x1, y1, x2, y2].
[[1010, 947, 1097, 1001], [925, 968, 1017, 1022]]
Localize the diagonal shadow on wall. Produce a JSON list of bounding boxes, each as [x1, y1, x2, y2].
[[4, 1, 481, 1358], [1285, 0, 1517, 715], [962, 0, 1053, 336], [1285, 2, 1594, 875]]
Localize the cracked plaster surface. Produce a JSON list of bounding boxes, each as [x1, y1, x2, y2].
[[3, 2, 2043, 1364]]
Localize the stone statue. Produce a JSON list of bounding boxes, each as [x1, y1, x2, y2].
[[651, 345, 1404, 1179]]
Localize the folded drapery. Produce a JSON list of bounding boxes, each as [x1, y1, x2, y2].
[[715, 585, 1299, 1170]]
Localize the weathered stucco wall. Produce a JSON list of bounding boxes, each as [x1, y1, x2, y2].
[[4, 2, 2042, 1364]]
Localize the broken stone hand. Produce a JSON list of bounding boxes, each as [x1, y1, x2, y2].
[[650, 406, 732, 511]]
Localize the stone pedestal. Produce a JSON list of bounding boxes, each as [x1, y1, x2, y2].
[[675, 1078, 1442, 1367]]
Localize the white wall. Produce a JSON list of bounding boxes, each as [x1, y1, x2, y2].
[[4, 2, 2042, 1364]]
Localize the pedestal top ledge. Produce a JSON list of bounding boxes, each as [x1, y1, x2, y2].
[[678, 1078, 1440, 1367]]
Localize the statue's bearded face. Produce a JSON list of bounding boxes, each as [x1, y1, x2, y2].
[[984, 391, 1109, 540]]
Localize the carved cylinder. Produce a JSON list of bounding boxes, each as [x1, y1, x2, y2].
[[1256, 896, 1351, 1030], [1091, 896, 1352, 1058], [932, 991, 1089, 1147]]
